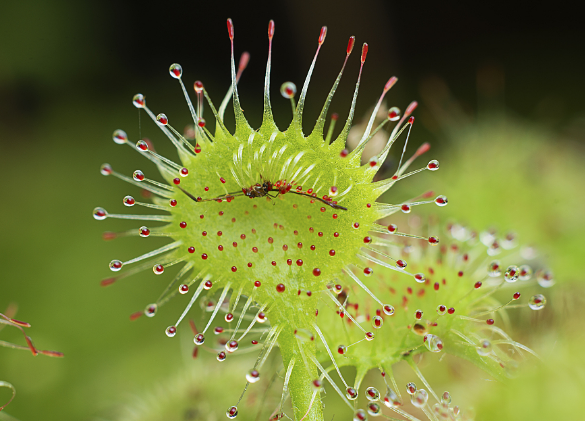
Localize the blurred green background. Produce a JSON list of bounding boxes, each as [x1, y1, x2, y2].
[[1, 0, 584, 420]]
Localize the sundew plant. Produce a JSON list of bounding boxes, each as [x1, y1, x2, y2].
[[94, 20, 551, 421]]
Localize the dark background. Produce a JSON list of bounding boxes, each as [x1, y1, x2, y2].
[[1, 1, 584, 420]]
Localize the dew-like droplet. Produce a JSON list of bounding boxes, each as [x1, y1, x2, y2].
[[488, 260, 501, 277], [226, 406, 238, 419], [502, 232, 517, 249], [537, 270, 554, 288], [401, 204, 411, 214], [144, 303, 157, 317], [93, 207, 107, 220], [226, 340, 239, 353], [311, 379, 323, 391], [434, 195, 448, 206], [133, 170, 145, 181], [153, 264, 164, 275], [132, 93, 145, 108], [179, 284, 189, 294], [139, 226, 150, 238], [169, 63, 182, 78], [365, 331, 375, 341], [383, 304, 395, 316], [411, 389, 429, 408], [123, 195, 135, 206], [353, 409, 367, 421], [109, 259, 123, 271], [100, 163, 113, 176], [383, 389, 402, 408], [246, 369, 260, 383], [136, 139, 149, 151], [194, 333, 205, 345], [388, 107, 401, 121], [387, 224, 397, 233], [165, 326, 177, 337], [436, 304, 447, 316], [371, 316, 384, 329], [504, 265, 519, 283], [217, 351, 226, 362], [156, 113, 168, 126], [406, 382, 417, 395], [280, 82, 297, 99], [476, 339, 492, 356], [427, 160, 439, 171], [441, 391, 451, 405], [396, 259, 407, 269], [428, 236, 439, 245], [414, 273, 425, 283], [338, 345, 346, 355], [256, 312, 267, 323], [518, 264, 532, 281], [346, 387, 358, 400], [424, 334, 443, 352], [365, 387, 380, 401], [113, 129, 128, 144], [488, 240, 502, 256], [367, 402, 381, 416], [528, 294, 546, 310]]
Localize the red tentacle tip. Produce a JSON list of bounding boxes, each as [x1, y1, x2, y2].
[[39, 350, 64, 358], [239, 52, 250, 71], [361, 43, 369, 63], [422, 190, 434, 198], [102, 232, 117, 241], [319, 26, 327, 45], [268, 20, 275, 40], [227, 18, 234, 40], [384, 76, 398, 92], [129, 311, 143, 321], [331, 113, 339, 121], [408, 116, 415, 124], [9, 318, 31, 328], [347, 36, 355, 55], [406, 101, 418, 114], [100, 278, 116, 287], [416, 142, 431, 156]]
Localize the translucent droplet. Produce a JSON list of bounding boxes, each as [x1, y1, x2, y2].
[[441, 391, 451, 405], [427, 160, 439, 171], [93, 207, 107, 220], [504, 265, 519, 283], [136, 139, 149, 151], [226, 340, 239, 353], [383, 304, 395, 316], [388, 106, 401, 121], [194, 333, 205, 345], [424, 334, 443, 352], [476, 339, 492, 356], [367, 402, 381, 416], [502, 232, 517, 249], [434, 195, 448, 206], [113, 129, 128, 144], [246, 369, 260, 383], [488, 260, 501, 277], [365, 331, 375, 341], [383, 389, 402, 408], [537, 270, 554, 288], [226, 406, 238, 419], [123, 195, 135, 206], [156, 113, 168, 126], [487, 240, 502, 256], [100, 163, 113, 176], [365, 387, 380, 401], [132, 93, 145, 108], [109, 259, 122, 271], [372, 316, 383, 329], [165, 326, 176, 337], [217, 351, 226, 362], [144, 303, 157, 317], [152, 264, 164, 275], [479, 229, 497, 246], [346, 387, 358, 400], [519, 264, 533, 281], [294, 328, 313, 342], [139, 226, 150, 238], [411, 389, 428, 408], [406, 382, 417, 395], [280, 82, 297, 98], [256, 312, 267, 324], [436, 305, 447, 316], [133, 170, 145, 182], [396, 259, 407, 269], [169, 63, 182, 79], [414, 273, 425, 283], [528, 294, 546, 310], [353, 409, 367, 421]]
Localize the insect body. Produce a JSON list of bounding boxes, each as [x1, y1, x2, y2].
[[179, 179, 348, 210]]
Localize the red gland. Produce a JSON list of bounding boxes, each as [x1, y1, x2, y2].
[[513, 292, 521, 300], [276, 283, 285, 293], [231, 266, 237, 272], [296, 259, 303, 266], [173, 178, 180, 185], [448, 307, 455, 314], [170, 199, 177, 207], [363, 236, 372, 244], [188, 246, 195, 253], [180, 221, 187, 228], [254, 281, 261, 287], [486, 319, 495, 325], [313, 268, 321, 276], [474, 281, 482, 289]]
